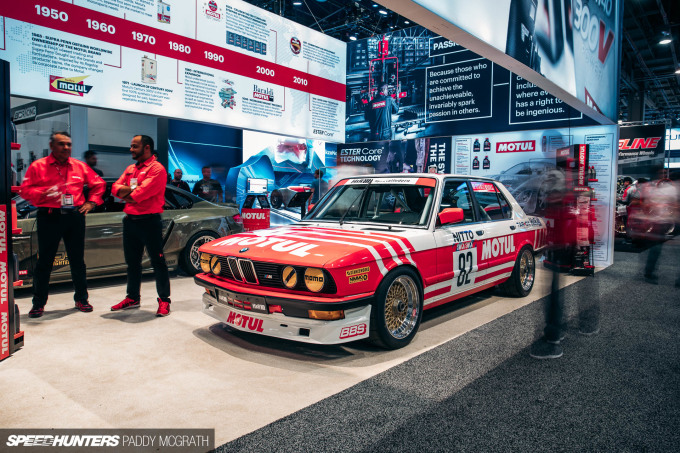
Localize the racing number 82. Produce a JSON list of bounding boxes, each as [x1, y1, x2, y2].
[[457, 251, 473, 286]]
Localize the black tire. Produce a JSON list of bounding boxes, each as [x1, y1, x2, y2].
[[500, 246, 535, 297], [369, 267, 423, 349], [270, 190, 283, 209], [181, 231, 219, 275]]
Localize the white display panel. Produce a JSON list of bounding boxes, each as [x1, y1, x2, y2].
[[452, 125, 618, 267], [0, 0, 346, 141]]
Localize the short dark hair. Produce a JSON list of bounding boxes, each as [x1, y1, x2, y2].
[[623, 176, 633, 184], [84, 150, 97, 159], [49, 131, 70, 143], [202, 165, 211, 171], [315, 169, 324, 177], [136, 135, 154, 153]]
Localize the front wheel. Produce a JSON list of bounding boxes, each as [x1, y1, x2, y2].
[[500, 246, 535, 297], [369, 267, 423, 349], [270, 190, 283, 209], [181, 231, 219, 275]]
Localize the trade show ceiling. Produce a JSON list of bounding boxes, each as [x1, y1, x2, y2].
[[244, 0, 680, 125]]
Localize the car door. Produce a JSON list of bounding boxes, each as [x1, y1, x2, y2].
[[433, 179, 482, 297], [468, 181, 517, 278]]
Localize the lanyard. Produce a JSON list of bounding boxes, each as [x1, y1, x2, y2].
[[53, 161, 69, 184]]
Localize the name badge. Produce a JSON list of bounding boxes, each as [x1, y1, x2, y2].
[[130, 178, 138, 190], [62, 194, 74, 207]]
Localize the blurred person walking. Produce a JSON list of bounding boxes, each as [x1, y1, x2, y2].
[[643, 177, 679, 285], [192, 166, 223, 202]]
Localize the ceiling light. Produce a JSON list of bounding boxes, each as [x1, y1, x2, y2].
[[404, 20, 410, 24], [379, 10, 388, 15], [293, 1, 302, 4], [349, 36, 357, 41], [676, 67, 680, 74], [659, 31, 672, 45]]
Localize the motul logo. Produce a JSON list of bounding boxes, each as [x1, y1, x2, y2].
[[372, 101, 386, 109], [496, 141, 535, 153], [226, 312, 264, 332], [481, 236, 516, 260], [618, 137, 661, 150], [242, 212, 266, 220]]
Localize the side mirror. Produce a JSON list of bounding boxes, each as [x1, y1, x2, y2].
[[439, 208, 464, 225]]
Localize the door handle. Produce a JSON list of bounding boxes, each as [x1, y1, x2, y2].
[[510, 225, 516, 230], [476, 230, 484, 236]]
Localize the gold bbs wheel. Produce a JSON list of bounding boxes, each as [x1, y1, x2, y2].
[[382, 274, 420, 340]]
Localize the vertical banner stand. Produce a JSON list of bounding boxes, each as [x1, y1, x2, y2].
[[1, 59, 24, 362]]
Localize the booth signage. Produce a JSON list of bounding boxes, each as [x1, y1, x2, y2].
[[0, 0, 346, 141], [0, 206, 9, 361], [618, 124, 666, 163]]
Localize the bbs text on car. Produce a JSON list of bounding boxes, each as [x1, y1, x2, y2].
[[195, 174, 547, 349], [13, 182, 243, 288]]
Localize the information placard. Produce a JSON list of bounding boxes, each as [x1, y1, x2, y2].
[[0, 0, 346, 141]]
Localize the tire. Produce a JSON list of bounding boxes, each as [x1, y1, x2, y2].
[[500, 246, 535, 297], [181, 231, 219, 275], [369, 267, 423, 349], [270, 190, 283, 209]]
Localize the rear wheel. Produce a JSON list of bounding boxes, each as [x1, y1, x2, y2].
[[369, 267, 423, 349], [500, 246, 535, 297], [181, 231, 219, 275]]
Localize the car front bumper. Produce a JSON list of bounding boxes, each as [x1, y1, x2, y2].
[[201, 292, 372, 345]]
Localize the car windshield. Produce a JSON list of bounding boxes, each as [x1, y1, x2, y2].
[[306, 179, 436, 227]]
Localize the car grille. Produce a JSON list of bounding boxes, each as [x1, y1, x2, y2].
[[212, 257, 336, 294]]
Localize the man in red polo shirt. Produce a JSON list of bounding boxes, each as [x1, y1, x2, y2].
[[110, 135, 172, 316], [20, 131, 105, 318]]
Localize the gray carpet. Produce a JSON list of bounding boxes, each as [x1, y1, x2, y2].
[[218, 239, 680, 452]]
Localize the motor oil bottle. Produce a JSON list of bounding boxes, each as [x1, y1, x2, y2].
[[473, 139, 480, 152], [472, 156, 480, 170], [483, 156, 490, 169], [483, 138, 491, 152]]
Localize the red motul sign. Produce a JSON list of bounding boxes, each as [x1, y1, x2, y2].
[[241, 208, 270, 232], [0, 205, 9, 361], [496, 140, 536, 153]]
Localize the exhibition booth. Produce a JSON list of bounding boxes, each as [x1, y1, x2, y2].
[[0, 0, 621, 357]]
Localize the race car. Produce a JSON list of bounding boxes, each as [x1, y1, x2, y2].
[[195, 174, 547, 349]]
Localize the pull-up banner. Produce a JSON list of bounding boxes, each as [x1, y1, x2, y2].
[[0, 0, 346, 141], [618, 124, 666, 163]]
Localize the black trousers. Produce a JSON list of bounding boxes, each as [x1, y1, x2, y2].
[[33, 210, 88, 306], [123, 214, 170, 301]]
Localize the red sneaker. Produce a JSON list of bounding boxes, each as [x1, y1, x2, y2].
[[110, 297, 140, 311], [156, 299, 170, 317], [75, 301, 93, 312], [28, 305, 45, 318]]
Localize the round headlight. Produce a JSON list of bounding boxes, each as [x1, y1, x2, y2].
[[304, 268, 325, 292], [282, 266, 298, 289], [200, 253, 211, 273], [209, 255, 221, 275]]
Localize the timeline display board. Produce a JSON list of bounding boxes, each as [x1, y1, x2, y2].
[[0, 0, 346, 141]]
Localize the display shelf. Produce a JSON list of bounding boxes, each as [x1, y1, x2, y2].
[[11, 185, 20, 192], [11, 142, 21, 150], [12, 228, 22, 235], [588, 179, 598, 182], [13, 280, 23, 287]]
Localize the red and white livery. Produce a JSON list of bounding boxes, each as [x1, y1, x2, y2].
[[195, 174, 546, 349]]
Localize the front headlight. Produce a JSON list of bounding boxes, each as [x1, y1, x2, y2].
[[304, 268, 325, 292], [200, 253, 222, 275], [200, 253, 212, 273]]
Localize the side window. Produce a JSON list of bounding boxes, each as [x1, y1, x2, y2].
[[439, 180, 474, 224], [172, 190, 193, 209], [470, 181, 507, 221], [496, 188, 513, 219]]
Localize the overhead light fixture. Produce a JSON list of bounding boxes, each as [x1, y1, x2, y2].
[[676, 67, 680, 74], [379, 10, 388, 15], [293, 1, 302, 5], [349, 36, 357, 41], [404, 20, 410, 24], [659, 31, 672, 45]]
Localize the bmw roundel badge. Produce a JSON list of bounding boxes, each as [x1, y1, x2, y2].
[[239, 247, 249, 253]]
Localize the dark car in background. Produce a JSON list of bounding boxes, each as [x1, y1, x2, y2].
[[491, 159, 563, 215], [12, 183, 243, 289]]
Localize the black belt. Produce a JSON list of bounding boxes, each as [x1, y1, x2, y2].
[[38, 207, 81, 214], [125, 213, 161, 220]]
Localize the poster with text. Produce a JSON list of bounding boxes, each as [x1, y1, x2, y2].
[[345, 26, 594, 142], [0, 0, 346, 141]]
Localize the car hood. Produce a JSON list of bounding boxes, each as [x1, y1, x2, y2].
[[199, 223, 426, 269]]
